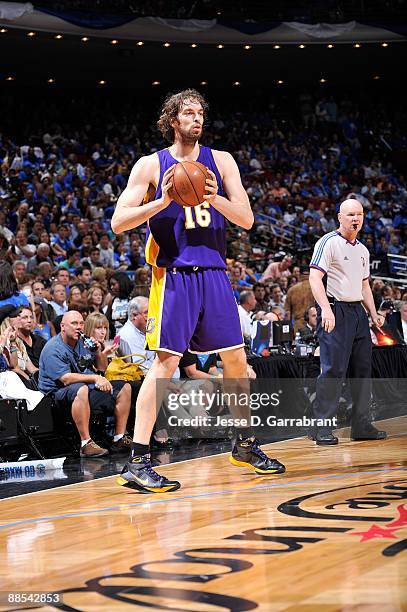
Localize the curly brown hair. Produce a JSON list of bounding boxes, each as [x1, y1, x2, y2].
[[157, 89, 209, 143]]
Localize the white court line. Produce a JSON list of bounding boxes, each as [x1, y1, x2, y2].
[[1, 415, 405, 501]]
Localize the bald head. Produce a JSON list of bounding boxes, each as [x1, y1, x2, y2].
[[339, 199, 363, 215], [61, 310, 84, 344], [338, 199, 364, 236]]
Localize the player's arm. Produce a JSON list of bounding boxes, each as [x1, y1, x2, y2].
[[362, 279, 384, 327], [309, 268, 335, 333], [111, 155, 174, 234], [207, 151, 254, 230]]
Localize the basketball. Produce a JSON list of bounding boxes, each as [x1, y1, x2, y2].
[[169, 160, 209, 207]]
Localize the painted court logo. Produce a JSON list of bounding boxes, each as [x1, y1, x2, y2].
[[146, 317, 156, 334], [50, 478, 406, 611]]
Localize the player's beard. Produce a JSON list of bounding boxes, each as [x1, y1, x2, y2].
[[178, 124, 202, 144]]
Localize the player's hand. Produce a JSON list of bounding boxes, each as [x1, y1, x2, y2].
[[321, 307, 335, 333], [372, 314, 385, 328], [161, 165, 176, 207], [203, 169, 218, 205]]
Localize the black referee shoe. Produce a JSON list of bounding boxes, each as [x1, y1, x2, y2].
[[117, 454, 181, 493], [351, 424, 387, 441], [310, 430, 339, 445], [229, 437, 286, 475]]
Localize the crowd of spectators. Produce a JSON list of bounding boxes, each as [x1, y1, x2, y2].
[[0, 87, 406, 458]]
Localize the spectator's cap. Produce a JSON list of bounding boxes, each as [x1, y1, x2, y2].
[[379, 300, 395, 312], [0, 305, 19, 325], [274, 251, 286, 262]]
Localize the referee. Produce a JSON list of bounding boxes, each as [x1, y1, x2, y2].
[[309, 199, 387, 445]]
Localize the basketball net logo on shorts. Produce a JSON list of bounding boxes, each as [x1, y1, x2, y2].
[[146, 317, 156, 335]]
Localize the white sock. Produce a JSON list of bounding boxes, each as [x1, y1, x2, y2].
[[81, 438, 91, 447], [113, 434, 124, 442]]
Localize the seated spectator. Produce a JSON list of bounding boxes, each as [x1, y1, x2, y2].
[[1, 307, 38, 386], [269, 283, 286, 308], [253, 282, 271, 313], [84, 312, 120, 366], [0, 321, 44, 412], [26, 243, 53, 274], [298, 306, 318, 344], [117, 296, 155, 369], [33, 297, 56, 341], [67, 283, 88, 310], [54, 267, 71, 293], [12, 261, 29, 287], [260, 253, 293, 283], [179, 351, 222, 380], [104, 271, 134, 336], [131, 267, 151, 298], [97, 233, 115, 268], [16, 306, 46, 368], [49, 282, 68, 317], [75, 264, 92, 287], [238, 290, 256, 341], [59, 246, 81, 272], [38, 311, 132, 457], [88, 284, 106, 314], [0, 261, 30, 309]]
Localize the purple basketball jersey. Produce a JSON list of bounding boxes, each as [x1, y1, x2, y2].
[[145, 146, 227, 269]]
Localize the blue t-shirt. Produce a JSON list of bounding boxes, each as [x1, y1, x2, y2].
[[0, 293, 30, 309], [38, 334, 95, 393]]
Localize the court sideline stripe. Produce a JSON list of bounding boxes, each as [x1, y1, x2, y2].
[[2, 415, 404, 502], [0, 466, 406, 531]]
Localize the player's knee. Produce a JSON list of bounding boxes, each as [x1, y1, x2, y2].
[[156, 352, 180, 376]]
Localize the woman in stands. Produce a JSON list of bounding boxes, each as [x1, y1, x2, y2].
[[87, 284, 106, 314], [0, 262, 30, 309], [0, 306, 38, 387], [33, 298, 56, 341], [104, 272, 133, 336]]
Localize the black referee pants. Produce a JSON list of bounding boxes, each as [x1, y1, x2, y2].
[[314, 301, 372, 430]]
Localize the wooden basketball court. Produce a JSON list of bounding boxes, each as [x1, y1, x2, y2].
[[1, 417, 406, 611]]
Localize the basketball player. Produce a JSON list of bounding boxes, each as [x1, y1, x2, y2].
[[111, 89, 285, 493]]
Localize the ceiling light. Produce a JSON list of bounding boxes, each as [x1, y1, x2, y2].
[[373, 75, 380, 80], [217, 44, 224, 49], [27, 31, 36, 37], [110, 39, 118, 45], [354, 43, 361, 48], [81, 36, 89, 42], [163, 42, 170, 47], [299, 44, 306, 48], [137, 41, 144, 46], [0, 28, 8, 33], [191, 43, 197, 48], [6, 76, 15, 81], [274, 44, 280, 49], [200, 81, 208, 85], [320, 78, 327, 83], [98, 80, 106, 85], [47, 78, 55, 83], [244, 45, 251, 50], [152, 81, 160, 85], [55, 34, 63, 39], [277, 80, 284, 84], [327, 43, 334, 48], [381, 42, 388, 47], [233, 81, 241, 86]]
